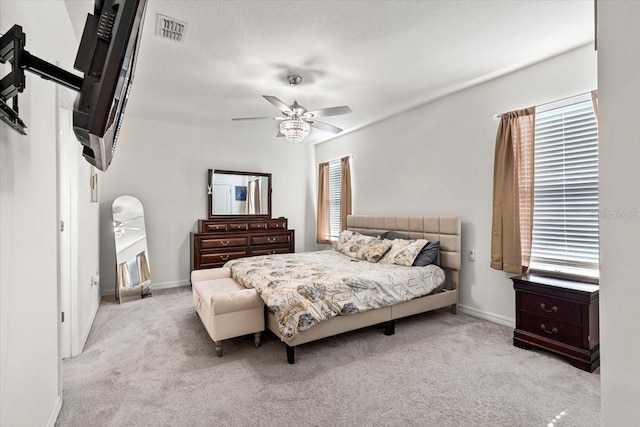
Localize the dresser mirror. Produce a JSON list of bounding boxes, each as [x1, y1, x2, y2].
[[112, 195, 152, 303], [208, 169, 272, 218]]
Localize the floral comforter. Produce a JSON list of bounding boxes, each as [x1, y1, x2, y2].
[[225, 250, 445, 341]]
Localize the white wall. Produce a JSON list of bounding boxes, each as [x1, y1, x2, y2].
[[99, 117, 314, 295], [0, 2, 79, 425], [315, 45, 597, 326], [598, 1, 640, 424]]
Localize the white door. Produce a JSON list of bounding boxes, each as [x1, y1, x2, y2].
[[58, 96, 74, 359], [213, 184, 232, 214]]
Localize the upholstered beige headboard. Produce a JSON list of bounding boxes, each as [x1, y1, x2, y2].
[[346, 215, 462, 272]]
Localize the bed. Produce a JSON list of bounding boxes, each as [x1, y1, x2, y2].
[[225, 215, 461, 363]]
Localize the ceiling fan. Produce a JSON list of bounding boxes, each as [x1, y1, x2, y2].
[[232, 75, 352, 143]]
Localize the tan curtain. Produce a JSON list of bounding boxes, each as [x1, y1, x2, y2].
[[253, 178, 262, 214], [591, 90, 599, 122], [117, 261, 131, 288], [490, 107, 535, 274], [316, 162, 330, 244], [340, 156, 352, 232], [246, 179, 260, 214], [136, 251, 151, 284], [245, 182, 254, 214]]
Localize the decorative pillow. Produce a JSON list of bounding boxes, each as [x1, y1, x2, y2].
[[412, 240, 440, 266], [335, 230, 376, 259], [356, 238, 393, 263], [379, 239, 429, 266]]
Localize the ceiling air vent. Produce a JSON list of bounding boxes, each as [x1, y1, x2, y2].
[[156, 14, 187, 42]]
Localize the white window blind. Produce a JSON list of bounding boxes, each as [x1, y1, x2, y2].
[[328, 159, 342, 240], [530, 94, 599, 279]]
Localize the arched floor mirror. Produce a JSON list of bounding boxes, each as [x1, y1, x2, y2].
[[112, 195, 152, 303]]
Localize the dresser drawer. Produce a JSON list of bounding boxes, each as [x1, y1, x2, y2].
[[228, 223, 249, 231], [251, 246, 292, 256], [251, 234, 291, 246], [520, 292, 582, 325], [201, 222, 228, 232], [199, 237, 247, 249], [200, 250, 247, 265], [248, 222, 268, 230], [519, 312, 583, 348], [266, 219, 287, 229]]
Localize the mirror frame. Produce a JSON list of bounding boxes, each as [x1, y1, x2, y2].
[[207, 169, 272, 219]]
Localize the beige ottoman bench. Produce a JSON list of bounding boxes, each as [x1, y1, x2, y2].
[[191, 267, 264, 356]]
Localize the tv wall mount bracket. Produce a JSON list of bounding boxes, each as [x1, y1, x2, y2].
[[0, 24, 83, 135]]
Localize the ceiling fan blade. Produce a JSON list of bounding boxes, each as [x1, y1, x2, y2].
[[263, 96, 293, 114], [231, 116, 286, 121], [309, 120, 343, 134], [304, 105, 352, 118]]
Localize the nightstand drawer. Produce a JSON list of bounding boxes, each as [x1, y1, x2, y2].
[[520, 292, 581, 325], [519, 312, 583, 348]]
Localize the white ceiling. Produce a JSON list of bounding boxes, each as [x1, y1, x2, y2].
[[66, 0, 594, 144]]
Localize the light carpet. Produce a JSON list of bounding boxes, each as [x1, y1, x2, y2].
[[56, 286, 600, 427]]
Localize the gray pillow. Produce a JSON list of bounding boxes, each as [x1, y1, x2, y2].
[[360, 230, 385, 238], [412, 240, 440, 266], [381, 231, 409, 240]]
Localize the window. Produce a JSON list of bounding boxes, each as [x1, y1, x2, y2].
[[530, 93, 599, 280], [328, 159, 342, 240], [317, 156, 352, 244]]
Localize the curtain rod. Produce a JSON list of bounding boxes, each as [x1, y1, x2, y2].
[[493, 91, 595, 120]]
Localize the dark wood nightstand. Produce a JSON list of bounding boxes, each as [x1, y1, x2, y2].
[[512, 274, 600, 372]]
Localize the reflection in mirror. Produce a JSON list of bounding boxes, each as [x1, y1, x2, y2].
[[112, 195, 152, 303], [208, 170, 271, 217]]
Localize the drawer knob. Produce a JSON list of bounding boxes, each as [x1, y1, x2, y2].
[[267, 237, 276, 243], [220, 255, 229, 261], [540, 324, 558, 334], [221, 240, 230, 246], [540, 303, 558, 313]]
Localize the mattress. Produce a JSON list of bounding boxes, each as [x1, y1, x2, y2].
[[225, 250, 445, 340]]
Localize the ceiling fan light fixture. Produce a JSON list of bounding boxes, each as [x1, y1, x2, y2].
[[280, 118, 310, 143]]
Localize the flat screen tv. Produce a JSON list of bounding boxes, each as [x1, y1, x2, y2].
[[73, 0, 148, 171]]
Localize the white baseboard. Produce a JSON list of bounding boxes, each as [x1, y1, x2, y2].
[[46, 395, 62, 427], [458, 304, 515, 328], [78, 295, 100, 354], [100, 280, 189, 296], [100, 287, 116, 297], [152, 280, 190, 290]]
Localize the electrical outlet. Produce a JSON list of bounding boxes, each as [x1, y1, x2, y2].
[[91, 274, 99, 287], [469, 249, 476, 261]]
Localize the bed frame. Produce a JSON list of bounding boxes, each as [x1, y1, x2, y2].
[[266, 215, 462, 364]]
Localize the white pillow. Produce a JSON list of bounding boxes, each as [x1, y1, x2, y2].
[[335, 230, 376, 259], [356, 238, 393, 263], [379, 239, 429, 266]]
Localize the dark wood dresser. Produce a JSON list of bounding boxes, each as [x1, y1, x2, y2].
[[512, 274, 599, 372], [191, 217, 295, 270]]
